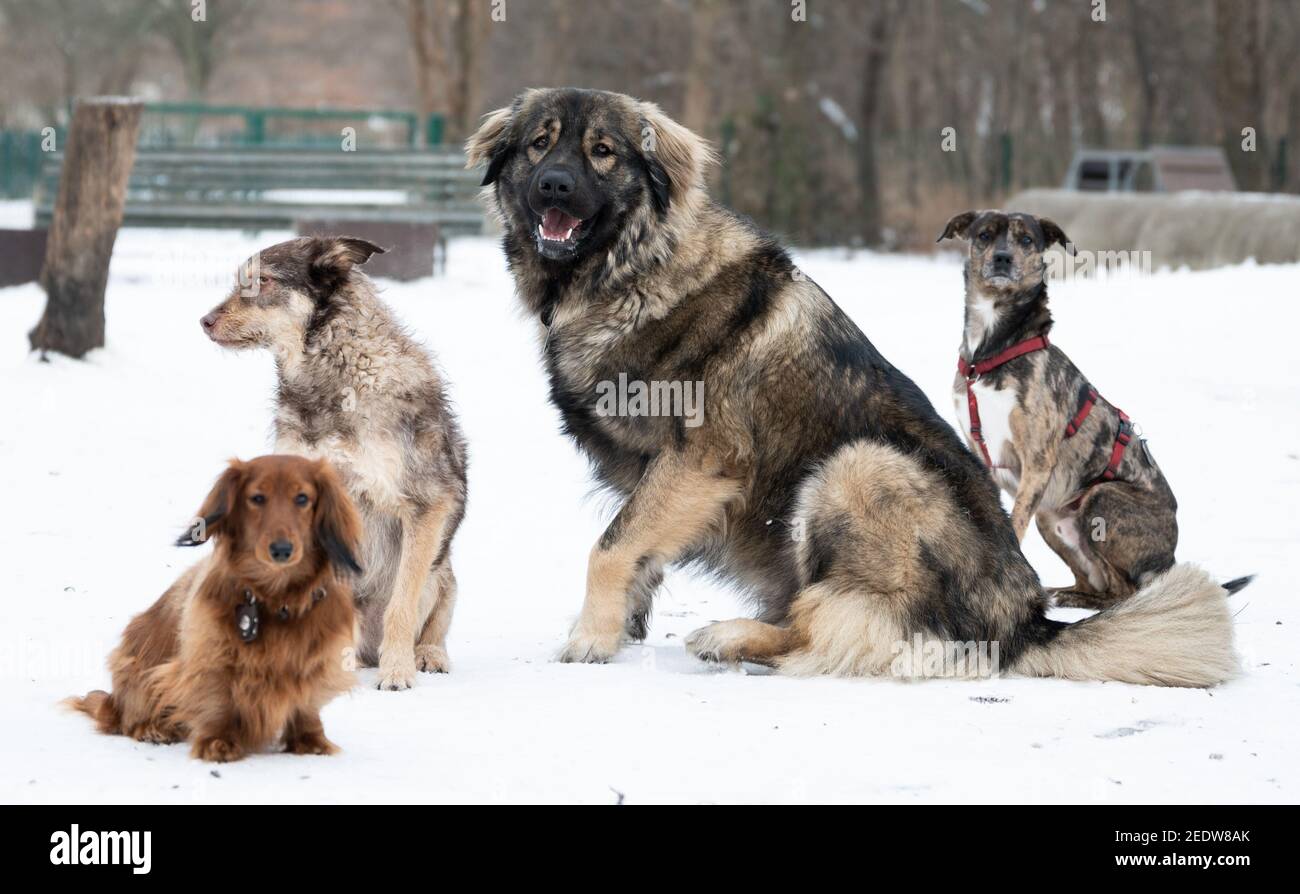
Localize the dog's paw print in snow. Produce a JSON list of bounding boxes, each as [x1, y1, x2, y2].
[[1096, 719, 1161, 739]]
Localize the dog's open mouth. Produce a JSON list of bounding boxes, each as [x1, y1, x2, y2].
[[536, 208, 584, 252]]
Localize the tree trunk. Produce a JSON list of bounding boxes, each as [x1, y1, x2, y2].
[[682, 0, 720, 136], [405, 0, 450, 144], [1130, 0, 1159, 148], [856, 3, 893, 246], [29, 97, 142, 359], [1074, 23, 1107, 147], [448, 0, 491, 141], [1214, 0, 1266, 190]]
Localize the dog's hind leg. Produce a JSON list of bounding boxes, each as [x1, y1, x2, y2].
[[559, 449, 743, 664], [685, 619, 794, 667], [1035, 510, 1123, 608], [414, 561, 456, 674], [1083, 482, 1177, 593]]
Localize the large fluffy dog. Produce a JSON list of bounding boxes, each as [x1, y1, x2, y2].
[[68, 456, 361, 761], [200, 236, 467, 690], [468, 87, 1237, 686]]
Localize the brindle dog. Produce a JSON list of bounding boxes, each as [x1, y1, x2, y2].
[[467, 88, 1238, 687], [939, 210, 1249, 608]]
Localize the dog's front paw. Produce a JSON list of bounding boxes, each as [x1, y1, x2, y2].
[[376, 657, 417, 691], [285, 732, 339, 756], [557, 629, 621, 664], [191, 736, 244, 763], [128, 720, 185, 745], [414, 644, 450, 674]]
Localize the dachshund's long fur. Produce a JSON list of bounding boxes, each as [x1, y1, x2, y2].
[[67, 456, 363, 762]]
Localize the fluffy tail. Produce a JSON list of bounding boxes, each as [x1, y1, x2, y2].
[[1013, 564, 1238, 688], [62, 689, 121, 734], [1221, 575, 1254, 595]]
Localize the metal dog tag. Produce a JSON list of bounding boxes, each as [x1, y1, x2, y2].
[[236, 595, 260, 643], [1141, 437, 1156, 466]]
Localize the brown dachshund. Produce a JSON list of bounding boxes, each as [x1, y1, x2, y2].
[[67, 455, 363, 762]]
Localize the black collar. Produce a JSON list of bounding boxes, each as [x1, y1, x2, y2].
[[234, 585, 327, 644]]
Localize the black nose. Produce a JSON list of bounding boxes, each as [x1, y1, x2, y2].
[[993, 251, 1013, 266], [537, 168, 575, 198], [269, 540, 294, 562]]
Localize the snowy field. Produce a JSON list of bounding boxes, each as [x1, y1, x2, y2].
[[2, 218, 1297, 804]]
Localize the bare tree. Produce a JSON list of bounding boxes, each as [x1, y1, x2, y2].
[[855, 1, 896, 246], [0, 0, 159, 105], [29, 98, 143, 359], [152, 0, 258, 100], [681, 0, 720, 136], [400, 0, 492, 143], [1215, 0, 1267, 189]]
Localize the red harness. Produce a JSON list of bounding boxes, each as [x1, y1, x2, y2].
[[957, 335, 1133, 484]]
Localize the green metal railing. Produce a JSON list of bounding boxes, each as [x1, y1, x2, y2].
[[1, 129, 57, 199], [0, 102, 447, 198], [138, 102, 441, 148]]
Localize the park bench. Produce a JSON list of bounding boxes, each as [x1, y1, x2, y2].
[[34, 146, 487, 278], [34, 146, 486, 233]]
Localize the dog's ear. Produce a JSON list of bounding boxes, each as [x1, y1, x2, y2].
[[637, 102, 717, 214], [308, 237, 386, 293], [178, 461, 244, 547], [937, 210, 978, 243], [1038, 217, 1076, 255], [466, 106, 514, 186], [312, 460, 363, 578]]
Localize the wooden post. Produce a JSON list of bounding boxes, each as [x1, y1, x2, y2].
[[28, 97, 142, 359]]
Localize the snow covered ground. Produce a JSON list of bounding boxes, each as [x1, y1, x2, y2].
[[2, 221, 1297, 804]]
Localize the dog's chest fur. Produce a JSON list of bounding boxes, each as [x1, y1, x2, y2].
[[953, 375, 1022, 489], [276, 420, 407, 513], [270, 297, 434, 514], [273, 384, 410, 515], [954, 286, 1035, 488], [538, 284, 710, 480]]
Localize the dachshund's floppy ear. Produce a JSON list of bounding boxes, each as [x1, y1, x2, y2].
[[466, 106, 514, 186], [1038, 217, 1076, 255], [177, 461, 244, 547], [637, 102, 717, 214], [937, 210, 978, 243], [312, 460, 363, 578]]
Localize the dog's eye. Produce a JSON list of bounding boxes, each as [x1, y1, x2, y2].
[[531, 135, 549, 151], [592, 143, 613, 158], [257, 274, 271, 286], [1020, 235, 1033, 247], [295, 493, 309, 507], [250, 494, 266, 505], [978, 232, 991, 242]]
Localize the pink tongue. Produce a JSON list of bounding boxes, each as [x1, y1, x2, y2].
[[542, 208, 581, 239]]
